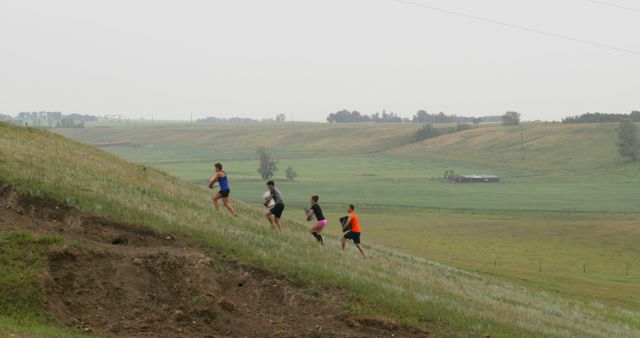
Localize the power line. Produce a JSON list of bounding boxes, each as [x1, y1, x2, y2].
[[390, 0, 640, 56], [584, 0, 640, 14]]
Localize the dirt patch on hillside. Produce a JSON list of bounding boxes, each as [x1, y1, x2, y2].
[[0, 183, 431, 337]]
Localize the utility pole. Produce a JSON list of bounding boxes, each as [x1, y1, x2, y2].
[[190, 113, 193, 127]]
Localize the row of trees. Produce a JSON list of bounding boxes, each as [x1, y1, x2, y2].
[[412, 111, 502, 124], [198, 114, 288, 124], [327, 109, 504, 124], [562, 111, 640, 124], [326, 110, 403, 123]]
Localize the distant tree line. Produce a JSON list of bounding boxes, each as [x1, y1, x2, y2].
[[412, 110, 502, 124], [326, 110, 403, 123], [9, 112, 96, 128], [55, 119, 85, 128], [198, 116, 261, 124], [327, 109, 502, 124], [198, 113, 287, 124], [562, 111, 640, 124]]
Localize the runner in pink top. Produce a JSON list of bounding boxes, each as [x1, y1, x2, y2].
[[306, 195, 327, 245]]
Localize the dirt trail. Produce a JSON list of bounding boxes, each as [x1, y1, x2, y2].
[[0, 183, 431, 338]]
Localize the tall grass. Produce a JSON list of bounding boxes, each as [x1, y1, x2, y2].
[[2, 122, 639, 337]]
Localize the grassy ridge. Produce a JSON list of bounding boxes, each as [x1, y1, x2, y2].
[[3, 125, 640, 337]]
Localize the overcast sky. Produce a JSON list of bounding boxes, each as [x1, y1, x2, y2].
[[1, 0, 639, 121]]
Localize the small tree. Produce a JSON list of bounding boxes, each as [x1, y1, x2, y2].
[[257, 147, 278, 179], [285, 166, 298, 181], [617, 120, 639, 162], [275, 113, 286, 122], [502, 111, 521, 126]]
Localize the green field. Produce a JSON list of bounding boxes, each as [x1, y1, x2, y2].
[[58, 122, 640, 213]]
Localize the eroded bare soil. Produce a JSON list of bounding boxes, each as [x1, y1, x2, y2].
[[0, 183, 430, 337]]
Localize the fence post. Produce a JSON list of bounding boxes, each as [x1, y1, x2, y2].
[[539, 261, 542, 272], [583, 264, 586, 273]]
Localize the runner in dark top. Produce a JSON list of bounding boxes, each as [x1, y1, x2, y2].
[[306, 195, 327, 245], [264, 180, 285, 230], [208, 163, 238, 217]]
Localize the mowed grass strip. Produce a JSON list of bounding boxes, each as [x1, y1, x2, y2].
[[3, 122, 640, 337]]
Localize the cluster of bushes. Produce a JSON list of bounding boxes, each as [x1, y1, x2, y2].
[[562, 111, 640, 124], [415, 123, 473, 142]]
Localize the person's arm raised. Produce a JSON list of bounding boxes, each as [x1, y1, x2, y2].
[[208, 174, 219, 189]]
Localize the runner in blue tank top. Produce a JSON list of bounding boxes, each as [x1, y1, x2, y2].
[[208, 163, 238, 217]]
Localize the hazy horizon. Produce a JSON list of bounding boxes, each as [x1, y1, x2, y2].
[[1, 0, 639, 122]]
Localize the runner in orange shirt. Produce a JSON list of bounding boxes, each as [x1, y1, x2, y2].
[[341, 204, 366, 258]]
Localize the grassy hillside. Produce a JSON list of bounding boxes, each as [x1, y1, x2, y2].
[[59, 122, 419, 160], [3, 122, 640, 337], [388, 122, 639, 180]]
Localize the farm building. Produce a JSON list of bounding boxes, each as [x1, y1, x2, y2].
[[449, 175, 500, 183]]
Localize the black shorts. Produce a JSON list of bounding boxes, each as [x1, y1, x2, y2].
[[270, 202, 285, 218], [343, 231, 361, 244], [219, 189, 230, 198]]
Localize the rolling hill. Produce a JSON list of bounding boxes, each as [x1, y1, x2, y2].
[[57, 122, 639, 180]]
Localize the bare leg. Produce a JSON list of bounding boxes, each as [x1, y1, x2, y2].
[[274, 217, 283, 231], [341, 237, 346, 250], [222, 197, 237, 216], [310, 224, 323, 233], [213, 193, 222, 211], [310, 225, 324, 244], [355, 243, 367, 259], [266, 212, 276, 229]]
